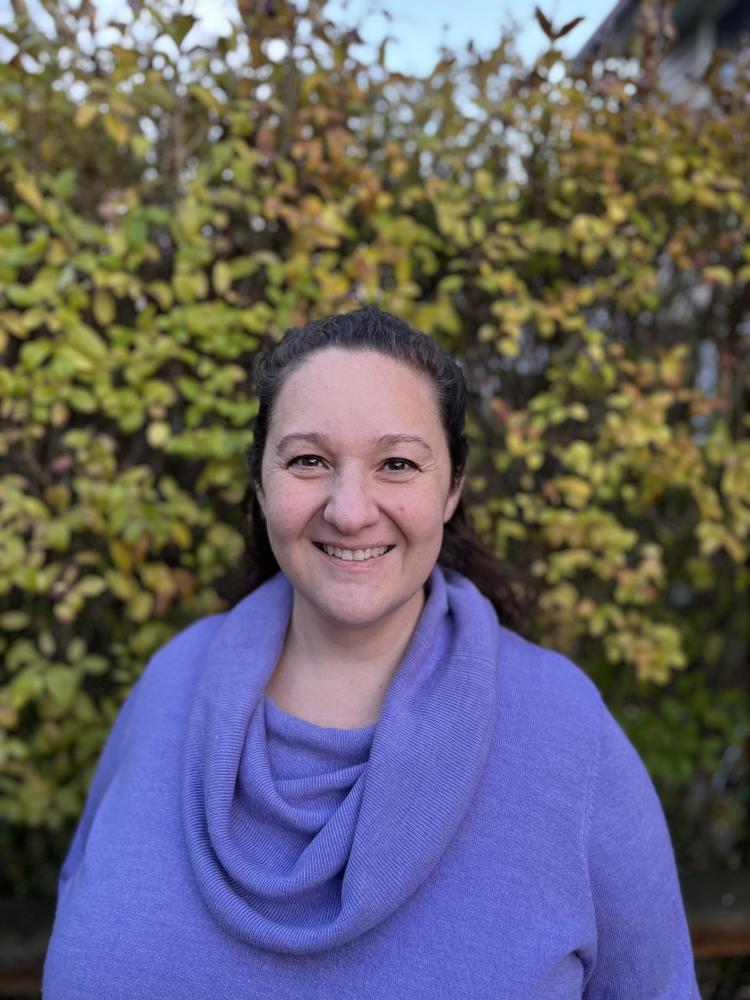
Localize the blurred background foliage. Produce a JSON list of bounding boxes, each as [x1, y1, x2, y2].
[[0, 0, 748, 902]]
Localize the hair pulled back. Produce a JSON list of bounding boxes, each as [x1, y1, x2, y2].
[[232, 307, 524, 630]]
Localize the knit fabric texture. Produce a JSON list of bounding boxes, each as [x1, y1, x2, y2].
[[43, 568, 699, 998]]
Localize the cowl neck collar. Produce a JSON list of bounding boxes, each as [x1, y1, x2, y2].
[[183, 566, 498, 954]]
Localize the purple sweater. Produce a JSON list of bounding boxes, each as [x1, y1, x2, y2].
[[43, 568, 699, 998]]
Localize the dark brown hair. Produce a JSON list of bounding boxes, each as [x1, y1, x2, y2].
[[230, 307, 525, 630]]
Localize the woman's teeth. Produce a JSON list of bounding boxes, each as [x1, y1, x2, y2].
[[319, 544, 392, 562]]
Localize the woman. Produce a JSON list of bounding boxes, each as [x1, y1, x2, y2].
[[44, 307, 699, 998]]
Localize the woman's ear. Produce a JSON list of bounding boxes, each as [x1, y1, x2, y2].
[[443, 475, 465, 523]]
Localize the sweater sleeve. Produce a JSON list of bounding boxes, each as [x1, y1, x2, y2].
[[582, 704, 700, 999]]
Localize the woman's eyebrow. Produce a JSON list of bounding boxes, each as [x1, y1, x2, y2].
[[275, 431, 329, 453], [376, 433, 434, 456], [275, 431, 434, 456]]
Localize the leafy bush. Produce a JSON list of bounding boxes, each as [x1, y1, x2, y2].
[[0, 0, 747, 894]]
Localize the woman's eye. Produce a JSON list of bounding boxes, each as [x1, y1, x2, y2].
[[288, 455, 324, 469], [383, 458, 418, 472]]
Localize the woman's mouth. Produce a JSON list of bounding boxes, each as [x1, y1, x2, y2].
[[314, 543, 395, 562]]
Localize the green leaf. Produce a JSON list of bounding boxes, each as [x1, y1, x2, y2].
[[20, 339, 52, 369], [212, 261, 232, 295], [168, 13, 197, 45], [65, 323, 108, 361], [92, 290, 116, 326], [126, 216, 147, 250], [0, 612, 31, 631], [46, 665, 78, 708]]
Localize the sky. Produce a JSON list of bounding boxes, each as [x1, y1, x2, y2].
[[4, 0, 611, 69], [323, 0, 607, 71]]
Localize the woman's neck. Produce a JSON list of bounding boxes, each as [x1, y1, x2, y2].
[[265, 589, 425, 728]]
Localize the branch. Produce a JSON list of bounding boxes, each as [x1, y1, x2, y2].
[[37, 0, 76, 42], [10, 0, 30, 21]]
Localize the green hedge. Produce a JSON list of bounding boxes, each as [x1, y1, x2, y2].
[[1, 1, 748, 894]]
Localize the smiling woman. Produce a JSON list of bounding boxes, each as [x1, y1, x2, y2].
[[256, 347, 462, 726], [43, 308, 700, 999]]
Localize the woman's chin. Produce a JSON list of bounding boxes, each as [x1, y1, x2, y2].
[[292, 585, 423, 637]]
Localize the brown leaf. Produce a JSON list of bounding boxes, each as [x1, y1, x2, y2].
[[255, 126, 276, 155], [534, 6, 554, 40], [556, 15, 585, 39]]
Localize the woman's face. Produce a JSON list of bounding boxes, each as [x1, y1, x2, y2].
[[257, 348, 462, 635]]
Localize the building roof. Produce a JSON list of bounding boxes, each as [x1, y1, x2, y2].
[[576, 0, 639, 62], [577, 0, 746, 62]]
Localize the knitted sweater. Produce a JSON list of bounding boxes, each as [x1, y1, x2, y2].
[[43, 568, 699, 998]]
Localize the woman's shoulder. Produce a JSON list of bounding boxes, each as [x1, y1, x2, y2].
[[159, 609, 227, 654], [444, 570, 603, 725], [494, 623, 604, 719], [498, 625, 600, 699], [138, 609, 228, 690]]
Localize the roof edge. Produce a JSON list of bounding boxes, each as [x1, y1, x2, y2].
[[576, 0, 640, 62]]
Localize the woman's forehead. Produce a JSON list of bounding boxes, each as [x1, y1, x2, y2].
[[270, 348, 443, 438]]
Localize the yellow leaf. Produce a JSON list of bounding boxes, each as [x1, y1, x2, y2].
[[558, 476, 593, 509], [568, 403, 589, 421], [0, 108, 19, 132], [146, 421, 171, 448], [92, 289, 115, 327], [665, 155, 687, 176], [606, 199, 628, 224], [14, 177, 46, 217], [469, 216, 486, 242], [190, 84, 222, 111], [109, 540, 132, 574], [170, 522, 192, 549], [702, 266, 734, 287], [57, 344, 95, 372], [0, 612, 31, 631], [103, 113, 129, 146], [130, 134, 150, 158], [569, 214, 594, 241], [173, 271, 208, 303], [105, 569, 137, 601], [129, 591, 154, 622], [74, 103, 99, 129], [498, 334, 520, 358], [148, 282, 173, 310], [77, 576, 107, 598], [38, 630, 56, 656], [213, 261, 232, 295]]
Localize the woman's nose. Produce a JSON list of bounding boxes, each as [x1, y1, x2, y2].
[[322, 468, 379, 534]]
